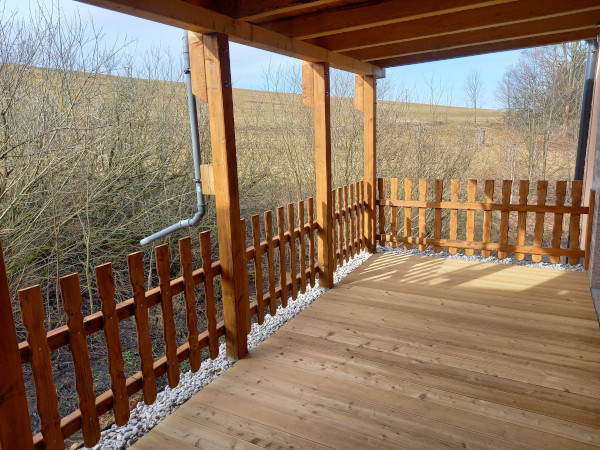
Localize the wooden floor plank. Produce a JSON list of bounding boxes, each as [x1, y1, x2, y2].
[[305, 298, 600, 354], [269, 328, 600, 398], [254, 333, 600, 415], [336, 281, 598, 321], [135, 417, 262, 449], [283, 320, 600, 397], [289, 308, 600, 372], [219, 360, 530, 450], [134, 253, 600, 450], [330, 285, 599, 333], [238, 356, 598, 446], [173, 402, 332, 450]]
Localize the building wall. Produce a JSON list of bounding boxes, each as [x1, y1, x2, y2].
[[584, 49, 600, 287]]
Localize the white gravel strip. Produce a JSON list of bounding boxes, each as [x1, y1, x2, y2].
[[377, 244, 586, 272], [89, 250, 371, 450]]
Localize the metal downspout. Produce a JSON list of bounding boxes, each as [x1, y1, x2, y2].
[[140, 31, 206, 246], [574, 38, 599, 181]]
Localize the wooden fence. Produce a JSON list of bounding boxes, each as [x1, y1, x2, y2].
[[0, 189, 356, 449], [333, 180, 367, 264], [377, 178, 595, 267]]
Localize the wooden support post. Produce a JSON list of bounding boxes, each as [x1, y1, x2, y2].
[[0, 240, 34, 450], [203, 33, 248, 359], [306, 62, 334, 288], [361, 75, 377, 252]]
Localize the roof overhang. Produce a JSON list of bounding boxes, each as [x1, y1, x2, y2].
[[76, 0, 600, 75]]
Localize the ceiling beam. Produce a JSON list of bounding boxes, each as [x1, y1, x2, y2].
[[260, 0, 515, 39], [373, 29, 597, 67], [233, 0, 345, 21], [314, 0, 600, 52], [74, 0, 384, 77], [345, 11, 599, 62]]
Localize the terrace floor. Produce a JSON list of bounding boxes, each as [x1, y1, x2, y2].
[[134, 253, 600, 449]]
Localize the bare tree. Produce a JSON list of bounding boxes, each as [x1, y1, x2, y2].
[[464, 69, 485, 123], [496, 42, 586, 179]]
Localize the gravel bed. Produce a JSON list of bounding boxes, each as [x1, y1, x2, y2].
[[377, 244, 586, 272], [89, 250, 371, 449]]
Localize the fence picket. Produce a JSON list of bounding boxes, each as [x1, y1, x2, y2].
[[287, 204, 298, 300], [95, 263, 130, 425], [419, 179, 427, 251], [178, 237, 201, 372], [498, 180, 513, 259], [481, 180, 494, 257], [351, 183, 357, 256], [390, 178, 399, 248], [532, 181, 548, 262], [354, 181, 362, 253], [127, 252, 157, 404], [359, 181, 365, 251], [18, 286, 63, 449], [277, 207, 288, 308], [465, 180, 477, 255], [155, 245, 179, 388], [251, 215, 265, 324], [60, 274, 101, 447], [298, 201, 307, 294], [308, 198, 316, 287], [434, 180, 443, 253], [551, 181, 567, 264], [403, 178, 413, 250], [335, 188, 342, 265], [378, 178, 385, 247], [200, 231, 219, 360], [569, 180, 584, 265], [264, 211, 278, 315], [515, 180, 530, 261], [449, 179, 460, 254], [241, 218, 251, 333], [344, 185, 350, 259]]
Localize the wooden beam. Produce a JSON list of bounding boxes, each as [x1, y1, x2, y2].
[[373, 29, 597, 67], [260, 0, 514, 39], [75, 0, 384, 77], [362, 75, 376, 253], [354, 75, 363, 112], [310, 62, 334, 288], [0, 240, 34, 450], [302, 61, 315, 109], [347, 12, 600, 62], [203, 33, 248, 359], [315, 0, 600, 52], [188, 31, 208, 102], [200, 164, 215, 195], [234, 0, 344, 21]]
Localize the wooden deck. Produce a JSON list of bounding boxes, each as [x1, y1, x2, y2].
[[134, 253, 600, 449]]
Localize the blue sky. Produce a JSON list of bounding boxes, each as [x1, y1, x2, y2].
[[4, 0, 524, 109]]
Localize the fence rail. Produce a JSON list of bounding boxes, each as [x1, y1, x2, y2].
[[376, 178, 595, 267], [0, 188, 346, 449]]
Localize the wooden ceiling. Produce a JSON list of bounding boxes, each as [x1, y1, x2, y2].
[[77, 0, 600, 76]]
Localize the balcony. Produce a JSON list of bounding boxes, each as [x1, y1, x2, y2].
[[135, 252, 600, 449], [1, 177, 598, 449]]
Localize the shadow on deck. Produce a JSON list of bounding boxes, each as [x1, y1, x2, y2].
[[135, 253, 600, 449]]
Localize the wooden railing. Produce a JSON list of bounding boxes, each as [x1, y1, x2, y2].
[[376, 178, 595, 267], [333, 180, 367, 262], [0, 194, 326, 449]]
